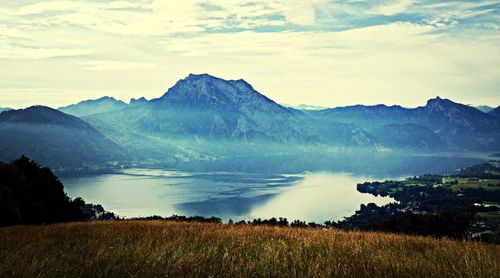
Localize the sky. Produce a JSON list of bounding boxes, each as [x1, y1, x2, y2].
[[0, 0, 499, 109]]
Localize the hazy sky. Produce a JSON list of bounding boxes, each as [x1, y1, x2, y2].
[[1, 0, 499, 109]]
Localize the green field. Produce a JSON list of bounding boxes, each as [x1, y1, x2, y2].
[[443, 178, 500, 192], [1, 221, 499, 277]]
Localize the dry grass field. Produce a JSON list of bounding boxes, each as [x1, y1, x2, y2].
[[1, 221, 499, 277]]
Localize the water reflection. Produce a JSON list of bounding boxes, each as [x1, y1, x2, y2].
[[249, 173, 392, 223], [63, 170, 392, 222]]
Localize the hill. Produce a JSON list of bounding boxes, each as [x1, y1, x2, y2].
[[0, 221, 498, 277], [0, 106, 127, 168]]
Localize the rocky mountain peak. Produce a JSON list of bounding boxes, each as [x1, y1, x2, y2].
[[155, 74, 278, 111], [130, 97, 148, 105]]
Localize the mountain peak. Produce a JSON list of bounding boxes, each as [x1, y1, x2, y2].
[[424, 97, 459, 111], [96, 96, 118, 102], [130, 97, 148, 105], [186, 73, 213, 79], [426, 96, 447, 105], [155, 74, 273, 110], [59, 96, 128, 117], [183, 73, 254, 90]]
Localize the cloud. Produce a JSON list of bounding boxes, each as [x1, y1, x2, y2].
[[8, 0, 331, 39], [0, 0, 499, 108], [0, 44, 92, 59], [372, 0, 414, 16], [281, 0, 322, 25], [79, 61, 156, 72], [156, 22, 500, 107]]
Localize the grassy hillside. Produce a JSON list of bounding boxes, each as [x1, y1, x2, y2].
[[1, 221, 498, 277]]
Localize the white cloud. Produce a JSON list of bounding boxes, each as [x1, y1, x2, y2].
[[281, 0, 321, 25], [424, 1, 499, 10], [372, 0, 414, 16], [0, 44, 92, 59], [79, 61, 156, 72], [9, 0, 328, 38], [156, 22, 500, 107], [0, 1, 499, 108]]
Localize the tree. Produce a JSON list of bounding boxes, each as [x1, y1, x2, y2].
[[0, 156, 84, 226]]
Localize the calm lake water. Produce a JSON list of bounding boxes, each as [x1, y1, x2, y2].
[[62, 155, 484, 222], [63, 170, 393, 222]]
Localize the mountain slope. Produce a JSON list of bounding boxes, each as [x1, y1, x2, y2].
[[473, 105, 494, 113], [57, 75, 499, 154], [0, 107, 12, 113], [143, 73, 309, 142], [489, 106, 500, 117], [59, 96, 128, 117], [371, 123, 446, 150], [292, 104, 328, 110], [87, 74, 378, 149], [413, 98, 499, 150], [0, 106, 127, 168], [311, 97, 500, 151]]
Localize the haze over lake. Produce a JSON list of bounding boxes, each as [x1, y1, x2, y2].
[[62, 155, 483, 222]]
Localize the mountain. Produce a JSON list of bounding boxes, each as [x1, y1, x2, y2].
[[39, 75, 500, 159], [89, 74, 380, 148], [59, 96, 127, 117], [309, 97, 500, 151], [473, 105, 494, 113], [141, 74, 311, 142], [0, 106, 127, 168], [371, 123, 446, 150], [72, 74, 381, 164], [130, 97, 148, 106], [310, 104, 411, 127], [489, 106, 500, 117], [0, 107, 12, 113], [414, 98, 499, 150], [284, 104, 328, 111]]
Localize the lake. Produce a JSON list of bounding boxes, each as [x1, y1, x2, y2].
[[62, 155, 484, 222], [63, 170, 392, 222]]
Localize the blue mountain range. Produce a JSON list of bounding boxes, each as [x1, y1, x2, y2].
[[1, 74, 499, 169]]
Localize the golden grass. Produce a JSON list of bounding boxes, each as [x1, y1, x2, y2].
[[1, 221, 499, 277]]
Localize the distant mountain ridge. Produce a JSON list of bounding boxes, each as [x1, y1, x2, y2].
[[64, 75, 499, 153], [282, 104, 328, 111], [82, 74, 381, 150], [59, 96, 128, 117], [473, 105, 494, 113], [1, 74, 499, 170], [0, 107, 12, 113], [0, 106, 127, 168], [308, 97, 499, 151]]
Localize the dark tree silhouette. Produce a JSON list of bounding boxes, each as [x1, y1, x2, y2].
[[0, 156, 84, 226]]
